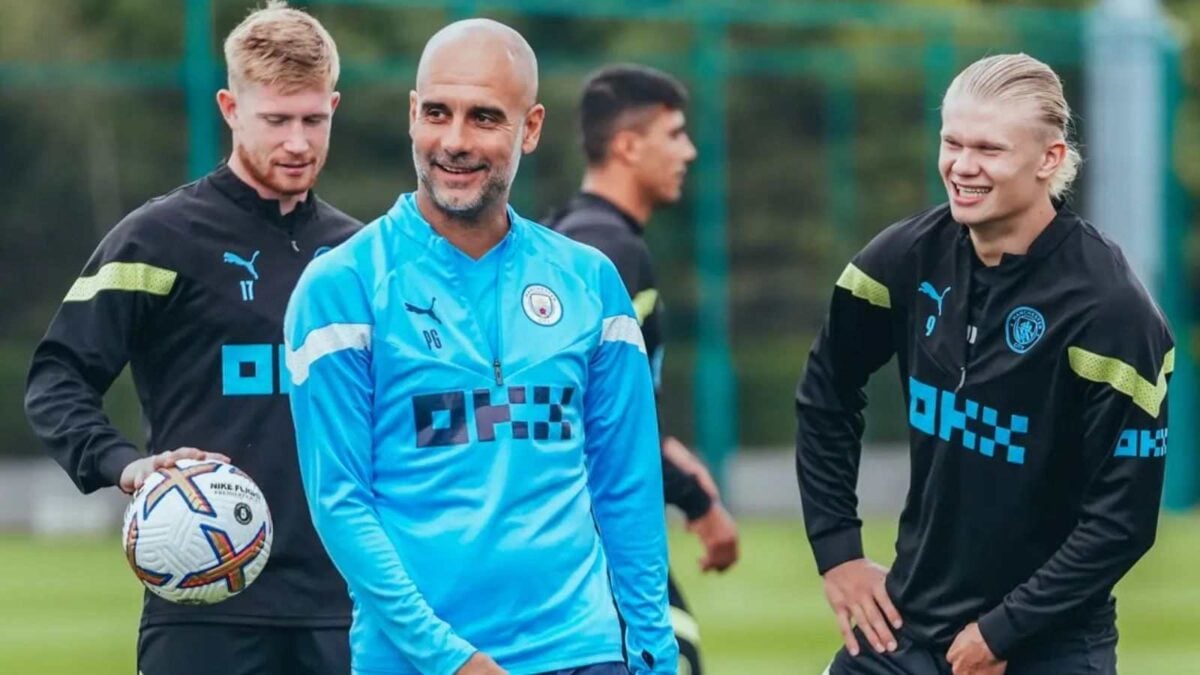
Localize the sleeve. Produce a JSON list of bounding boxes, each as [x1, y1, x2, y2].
[[23, 216, 175, 493], [582, 259, 679, 674], [977, 293, 1172, 658], [285, 258, 476, 675], [567, 225, 714, 518], [795, 230, 901, 574]]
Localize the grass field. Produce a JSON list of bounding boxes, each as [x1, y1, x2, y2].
[[1, 516, 1197, 674]]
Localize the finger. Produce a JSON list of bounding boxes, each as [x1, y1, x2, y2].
[[862, 599, 898, 651], [850, 604, 886, 653], [873, 583, 903, 629], [835, 609, 859, 657], [204, 452, 232, 463]]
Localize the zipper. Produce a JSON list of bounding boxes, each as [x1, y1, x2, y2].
[[491, 242, 505, 386], [291, 240, 300, 253]]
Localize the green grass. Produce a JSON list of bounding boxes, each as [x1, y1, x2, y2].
[[1, 516, 1197, 674]]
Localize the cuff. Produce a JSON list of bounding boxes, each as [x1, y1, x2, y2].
[[96, 444, 144, 492], [812, 527, 864, 574], [977, 604, 1022, 660]]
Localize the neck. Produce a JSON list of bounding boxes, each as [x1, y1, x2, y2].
[[415, 188, 510, 260], [581, 165, 653, 226], [967, 196, 1057, 266], [227, 148, 305, 215]]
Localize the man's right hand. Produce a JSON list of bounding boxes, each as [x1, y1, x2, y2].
[[119, 447, 232, 494], [455, 652, 508, 675], [822, 558, 903, 657]]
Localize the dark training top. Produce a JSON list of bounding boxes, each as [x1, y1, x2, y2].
[[548, 192, 714, 520], [795, 203, 1172, 657], [25, 165, 360, 628]]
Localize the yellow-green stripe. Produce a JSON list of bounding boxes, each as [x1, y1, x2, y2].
[[1067, 346, 1175, 418], [835, 262, 890, 309], [64, 262, 177, 302], [632, 288, 659, 326]]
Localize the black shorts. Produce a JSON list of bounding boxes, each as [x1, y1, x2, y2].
[[827, 622, 1118, 675], [138, 623, 349, 675]]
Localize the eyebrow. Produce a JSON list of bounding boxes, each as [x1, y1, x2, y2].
[[256, 112, 329, 120], [420, 101, 507, 122]]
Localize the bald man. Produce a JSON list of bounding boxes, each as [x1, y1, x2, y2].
[[285, 19, 679, 675]]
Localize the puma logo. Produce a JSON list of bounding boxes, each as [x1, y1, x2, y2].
[[404, 297, 442, 325], [223, 250, 260, 280]]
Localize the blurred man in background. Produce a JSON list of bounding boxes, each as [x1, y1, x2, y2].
[[24, 3, 358, 673], [548, 63, 740, 675], [286, 19, 677, 675], [796, 53, 1170, 675]]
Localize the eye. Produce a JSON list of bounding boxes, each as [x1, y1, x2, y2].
[[942, 138, 961, 149], [425, 108, 448, 122], [265, 116, 287, 126], [303, 116, 326, 127]]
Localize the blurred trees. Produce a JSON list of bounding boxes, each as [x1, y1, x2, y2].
[[3, 0, 1193, 458]]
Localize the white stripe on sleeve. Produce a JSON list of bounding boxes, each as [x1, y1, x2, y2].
[[287, 323, 372, 386], [601, 315, 646, 355]]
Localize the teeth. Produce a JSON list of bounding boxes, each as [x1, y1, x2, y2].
[[958, 185, 990, 196]]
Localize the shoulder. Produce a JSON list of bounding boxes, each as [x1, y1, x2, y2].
[[313, 197, 364, 232], [91, 179, 208, 261], [1072, 218, 1168, 331]]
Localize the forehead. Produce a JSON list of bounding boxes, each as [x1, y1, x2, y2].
[[239, 83, 333, 112], [416, 41, 531, 111], [941, 95, 1043, 143]]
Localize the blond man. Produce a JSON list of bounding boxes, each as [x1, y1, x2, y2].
[[25, 3, 358, 673], [796, 54, 1170, 675]]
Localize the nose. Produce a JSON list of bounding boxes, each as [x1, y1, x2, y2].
[[439, 118, 469, 157], [681, 134, 698, 163], [952, 149, 980, 176], [282, 122, 310, 155]]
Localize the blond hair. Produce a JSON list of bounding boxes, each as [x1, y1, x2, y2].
[[944, 53, 1081, 199], [224, 1, 340, 93]]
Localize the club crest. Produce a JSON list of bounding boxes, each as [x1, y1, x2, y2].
[[522, 284, 562, 326], [1005, 306, 1046, 354]]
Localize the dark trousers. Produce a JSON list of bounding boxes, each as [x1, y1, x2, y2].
[[828, 623, 1118, 675], [138, 623, 350, 675]]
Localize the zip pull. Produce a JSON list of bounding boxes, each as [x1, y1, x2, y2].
[[493, 359, 503, 385], [291, 240, 300, 253], [955, 366, 967, 392], [967, 325, 978, 344]]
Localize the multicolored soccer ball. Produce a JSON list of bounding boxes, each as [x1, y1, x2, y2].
[[121, 459, 273, 605]]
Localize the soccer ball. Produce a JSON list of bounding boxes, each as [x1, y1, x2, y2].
[[121, 459, 273, 605]]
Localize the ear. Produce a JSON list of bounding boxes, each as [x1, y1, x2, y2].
[[216, 89, 238, 129], [329, 91, 341, 114], [607, 128, 642, 166], [521, 103, 546, 154], [408, 90, 419, 136], [1036, 138, 1067, 181]]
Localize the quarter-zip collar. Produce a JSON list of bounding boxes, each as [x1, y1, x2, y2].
[[208, 162, 318, 234]]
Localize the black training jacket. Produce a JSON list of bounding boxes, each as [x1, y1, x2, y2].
[[549, 192, 713, 520], [25, 165, 360, 628], [795, 203, 1171, 657]]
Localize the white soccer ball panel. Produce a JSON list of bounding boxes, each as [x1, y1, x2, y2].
[[121, 459, 273, 605]]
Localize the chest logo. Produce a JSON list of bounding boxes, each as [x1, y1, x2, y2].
[[918, 282, 951, 337], [405, 297, 442, 325], [522, 284, 562, 326], [223, 250, 260, 302], [1005, 306, 1046, 354]]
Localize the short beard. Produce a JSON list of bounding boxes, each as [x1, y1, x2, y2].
[[236, 144, 316, 197], [414, 148, 512, 227]]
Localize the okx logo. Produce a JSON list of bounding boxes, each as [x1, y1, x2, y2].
[[413, 385, 575, 447], [908, 376, 1030, 465]]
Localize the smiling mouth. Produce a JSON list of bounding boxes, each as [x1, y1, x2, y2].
[[954, 182, 991, 197], [434, 162, 484, 176]]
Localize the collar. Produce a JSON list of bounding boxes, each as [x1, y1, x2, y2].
[[575, 192, 645, 236], [389, 192, 524, 257], [207, 163, 318, 230], [957, 201, 1079, 267]]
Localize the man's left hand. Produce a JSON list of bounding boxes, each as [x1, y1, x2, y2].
[[946, 623, 1006, 675], [687, 502, 739, 572]]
